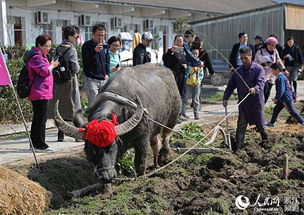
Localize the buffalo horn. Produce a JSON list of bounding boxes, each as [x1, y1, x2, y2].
[[88, 92, 138, 111], [115, 95, 144, 136], [54, 100, 83, 140]]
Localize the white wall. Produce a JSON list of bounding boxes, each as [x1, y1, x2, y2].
[[6, 4, 175, 63]]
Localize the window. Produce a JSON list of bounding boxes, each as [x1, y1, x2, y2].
[[123, 24, 140, 33], [84, 26, 93, 41], [7, 16, 26, 46], [42, 21, 54, 37], [83, 22, 109, 42]]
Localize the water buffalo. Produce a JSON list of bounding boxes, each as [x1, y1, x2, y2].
[[54, 64, 182, 182]]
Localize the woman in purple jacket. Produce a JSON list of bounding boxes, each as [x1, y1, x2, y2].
[[26, 34, 59, 151]]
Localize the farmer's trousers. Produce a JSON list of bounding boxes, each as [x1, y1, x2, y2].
[[236, 111, 268, 151], [31, 100, 49, 149], [271, 100, 304, 124]]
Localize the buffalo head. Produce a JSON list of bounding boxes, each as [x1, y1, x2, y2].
[[54, 93, 144, 182]]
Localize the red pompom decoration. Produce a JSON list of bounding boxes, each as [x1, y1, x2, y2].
[[79, 114, 119, 147]]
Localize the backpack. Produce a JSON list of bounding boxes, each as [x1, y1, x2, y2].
[[186, 65, 204, 86], [16, 51, 39, 99], [52, 46, 71, 83]]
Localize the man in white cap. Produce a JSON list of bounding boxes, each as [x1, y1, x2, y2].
[[133, 32, 153, 66]]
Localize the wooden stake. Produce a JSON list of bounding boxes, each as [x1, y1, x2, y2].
[[282, 154, 289, 180]]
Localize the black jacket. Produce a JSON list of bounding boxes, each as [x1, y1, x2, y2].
[[162, 49, 187, 73], [229, 43, 255, 69], [82, 39, 110, 80], [133, 43, 151, 66], [282, 45, 303, 67], [254, 42, 264, 54], [276, 44, 284, 59], [199, 49, 214, 75]]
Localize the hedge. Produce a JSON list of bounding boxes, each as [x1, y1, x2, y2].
[[0, 45, 84, 123]]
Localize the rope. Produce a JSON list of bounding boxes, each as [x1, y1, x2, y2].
[[113, 39, 256, 182], [113, 93, 251, 182], [201, 38, 251, 90]]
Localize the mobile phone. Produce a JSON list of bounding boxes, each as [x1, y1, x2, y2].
[[175, 47, 184, 52], [53, 55, 59, 61], [115, 63, 120, 68]]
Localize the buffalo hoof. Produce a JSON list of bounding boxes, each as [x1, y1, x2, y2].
[[158, 148, 171, 166], [135, 165, 146, 176]]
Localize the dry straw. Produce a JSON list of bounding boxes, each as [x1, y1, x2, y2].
[[0, 166, 50, 215]]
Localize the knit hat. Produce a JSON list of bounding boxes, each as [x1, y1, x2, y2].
[[266, 37, 278, 45]]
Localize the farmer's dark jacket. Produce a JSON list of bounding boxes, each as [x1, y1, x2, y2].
[[223, 62, 265, 125]]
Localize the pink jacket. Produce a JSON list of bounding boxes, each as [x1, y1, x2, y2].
[[254, 48, 282, 84], [27, 47, 53, 101]]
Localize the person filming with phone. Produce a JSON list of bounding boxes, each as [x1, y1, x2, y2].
[[82, 24, 110, 105], [163, 35, 188, 98], [25, 34, 59, 151]]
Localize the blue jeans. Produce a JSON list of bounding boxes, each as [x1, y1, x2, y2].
[[270, 100, 304, 124], [181, 84, 201, 118]]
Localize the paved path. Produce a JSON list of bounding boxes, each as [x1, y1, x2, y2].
[[1, 81, 304, 166]]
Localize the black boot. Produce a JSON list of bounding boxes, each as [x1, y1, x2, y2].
[[257, 125, 268, 141], [234, 133, 245, 152], [58, 130, 64, 142], [260, 131, 268, 142]]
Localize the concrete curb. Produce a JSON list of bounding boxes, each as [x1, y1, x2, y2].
[[0, 119, 55, 136]]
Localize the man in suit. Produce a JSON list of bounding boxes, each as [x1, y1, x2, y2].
[[229, 32, 255, 70], [82, 24, 110, 105]]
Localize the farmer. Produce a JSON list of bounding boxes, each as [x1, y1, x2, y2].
[[264, 63, 304, 127], [223, 47, 268, 151]]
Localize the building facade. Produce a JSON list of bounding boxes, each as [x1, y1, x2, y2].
[[191, 3, 304, 60], [0, 0, 223, 63]]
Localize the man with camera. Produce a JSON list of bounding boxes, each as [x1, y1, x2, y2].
[[82, 24, 110, 105]]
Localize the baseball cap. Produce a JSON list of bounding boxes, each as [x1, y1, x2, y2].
[[184, 29, 195, 37], [142, 32, 154, 41]]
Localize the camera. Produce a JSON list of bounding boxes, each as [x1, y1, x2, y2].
[[101, 43, 109, 49]]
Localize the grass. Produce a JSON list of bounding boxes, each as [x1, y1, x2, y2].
[[201, 91, 238, 104], [0, 131, 28, 140], [173, 122, 205, 142], [50, 178, 168, 215], [116, 149, 136, 177]]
